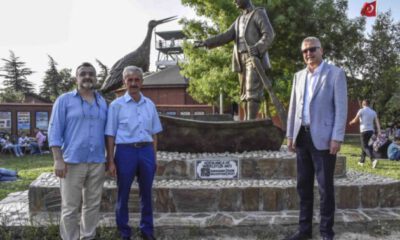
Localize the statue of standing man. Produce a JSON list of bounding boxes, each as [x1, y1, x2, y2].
[[195, 0, 275, 120]]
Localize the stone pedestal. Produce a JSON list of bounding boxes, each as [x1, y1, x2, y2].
[[1, 149, 400, 239]]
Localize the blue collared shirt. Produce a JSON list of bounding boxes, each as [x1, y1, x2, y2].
[[48, 90, 108, 164], [105, 92, 162, 144]]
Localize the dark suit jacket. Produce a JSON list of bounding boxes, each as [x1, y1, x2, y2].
[[204, 7, 275, 72]]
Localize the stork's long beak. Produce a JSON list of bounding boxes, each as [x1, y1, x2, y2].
[[155, 16, 178, 25]]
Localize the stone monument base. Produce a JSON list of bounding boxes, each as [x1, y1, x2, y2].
[[1, 191, 400, 239], [1, 149, 400, 239]]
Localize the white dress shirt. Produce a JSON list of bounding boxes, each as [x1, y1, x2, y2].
[[302, 61, 325, 125]]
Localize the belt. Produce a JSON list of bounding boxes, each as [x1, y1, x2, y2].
[[120, 142, 152, 148], [301, 125, 311, 132]]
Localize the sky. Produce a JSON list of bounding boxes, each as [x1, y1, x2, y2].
[[0, 0, 399, 92]]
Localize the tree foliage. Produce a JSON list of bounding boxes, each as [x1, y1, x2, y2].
[[40, 56, 75, 102], [362, 12, 400, 124], [0, 91, 24, 103], [0, 50, 34, 94], [180, 0, 366, 116], [40, 55, 62, 101]]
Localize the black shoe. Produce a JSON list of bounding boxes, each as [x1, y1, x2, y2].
[[284, 231, 312, 240], [141, 233, 156, 240]]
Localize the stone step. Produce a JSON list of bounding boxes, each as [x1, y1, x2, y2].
[[60, 209, 400, 239], [29, 171, 400, 214], [2, 191, 400, 239], [155, 151, 346, 180]]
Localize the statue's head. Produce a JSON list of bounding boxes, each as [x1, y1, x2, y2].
[[148, 16, 178, 29], [234, 0, 252, 10]]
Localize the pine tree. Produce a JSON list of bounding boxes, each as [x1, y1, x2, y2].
[[40, 55, 62, 101], [40, 56, 76, 101], [59, 68, 75, 93], [0, 50, 34, 93]]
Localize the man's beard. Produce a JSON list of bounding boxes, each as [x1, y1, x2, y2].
[[81, 80, 94, 90]]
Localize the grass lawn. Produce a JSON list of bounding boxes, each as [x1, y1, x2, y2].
[[0, 154, 53, 200], [0, 135, 399, 201], [342, 135, 400, 180]]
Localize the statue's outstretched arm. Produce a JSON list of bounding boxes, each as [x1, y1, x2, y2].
[[202, 22, 236, 49]]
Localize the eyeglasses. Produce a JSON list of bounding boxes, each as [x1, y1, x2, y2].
[[302, 47, 320, 54], [79, 71, 96, 77]]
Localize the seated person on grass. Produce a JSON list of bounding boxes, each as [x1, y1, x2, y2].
[[29, 129, 47, 154], [387, 133, 400, 161], [1, 135, 23, 157]]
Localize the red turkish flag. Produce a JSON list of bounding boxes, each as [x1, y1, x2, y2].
[[361, 1, 377, 17]]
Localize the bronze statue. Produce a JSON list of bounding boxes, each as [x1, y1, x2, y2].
[[101, 16, 177, 93], [196, 0, 286, 125]]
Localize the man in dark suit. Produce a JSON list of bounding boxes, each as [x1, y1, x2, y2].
[[195, 0, 275, 120], [286, 37, 348, 240]]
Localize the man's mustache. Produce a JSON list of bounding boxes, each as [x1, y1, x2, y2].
[[82, 78, 93, 83]]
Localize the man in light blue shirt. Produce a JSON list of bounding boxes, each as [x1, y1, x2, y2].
[[48, 62, 108, 240], [105, 66, 162, 240]]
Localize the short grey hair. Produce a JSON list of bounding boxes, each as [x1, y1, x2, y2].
[[301, 36, 322, 48], [122, 66, 143, 79], [76, 62, 96, 76]]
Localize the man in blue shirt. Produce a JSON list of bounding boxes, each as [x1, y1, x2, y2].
[[106, 66, 162, 240], [48, 62, 108, 240]]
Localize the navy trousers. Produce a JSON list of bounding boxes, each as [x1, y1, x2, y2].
[[295, 127, 336, 238], [115, 144, 156, 238]]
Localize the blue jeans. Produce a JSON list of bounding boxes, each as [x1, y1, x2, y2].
[[389, 150, 400, 160], [0, 168, 18, 181], [13, 144, 23, 156], [114, 144, 156, 238], [30, 142, 41, 154]]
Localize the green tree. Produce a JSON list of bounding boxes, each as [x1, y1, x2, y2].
[[180, 0, 365, 118], [59, 68, 75, 93], [40, 56, 75, 101], [361, 12, 400, 124], [0, 50, 34, 94], [40, 55, 63, 101], [0, 91, 24, 103]]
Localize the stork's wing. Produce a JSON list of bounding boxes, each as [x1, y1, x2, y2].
[[101, 57, 126, 92], [101, 50, 141, 93]]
